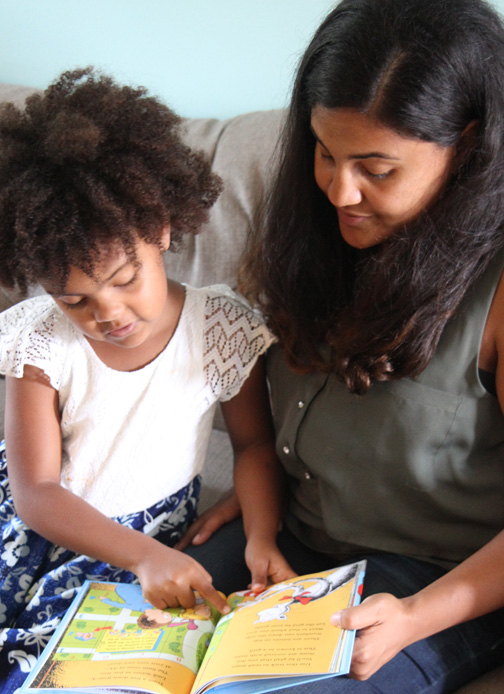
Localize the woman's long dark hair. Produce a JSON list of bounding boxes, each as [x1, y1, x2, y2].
[[243, 0, 504, 393]]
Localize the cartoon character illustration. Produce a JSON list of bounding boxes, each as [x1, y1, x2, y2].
[[70, 631, 97, 642], [238, 564, 359, 623], [97, 584, 151, 612], [136, 600, 212, 631], [180, 597, 212, 621]]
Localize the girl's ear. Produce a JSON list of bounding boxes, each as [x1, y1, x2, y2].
[[160, 225, 171, 251]]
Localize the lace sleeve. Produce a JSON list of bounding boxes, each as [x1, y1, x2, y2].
[[203, 289, 275, 401], [0, 297, 69, 389]]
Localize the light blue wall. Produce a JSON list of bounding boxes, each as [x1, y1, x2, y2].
[[0, 0, 336, 119], [2, 0, 504, 120]]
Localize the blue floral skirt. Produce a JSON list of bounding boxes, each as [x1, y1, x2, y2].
[[0, 441, 200, 691]]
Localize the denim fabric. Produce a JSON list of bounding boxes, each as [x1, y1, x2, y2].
[[186, 519, 504, 693]]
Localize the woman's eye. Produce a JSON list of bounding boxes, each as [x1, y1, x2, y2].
[[366, 169, 392, 180], [316, 143, 334, 162]]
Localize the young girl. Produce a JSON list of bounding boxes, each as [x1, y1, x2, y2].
[[0, 68, 293, 689]]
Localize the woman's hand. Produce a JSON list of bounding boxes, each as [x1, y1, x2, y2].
[[175, 491, 242, 550], [245, 536, 297, 592], [331, 593, 416, 680], [134, 538, 231, 614]]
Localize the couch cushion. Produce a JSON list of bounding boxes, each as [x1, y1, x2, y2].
[[165, 109, 285, 289]]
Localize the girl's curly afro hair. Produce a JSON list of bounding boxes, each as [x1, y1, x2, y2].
[[0, 67, 222, 293]]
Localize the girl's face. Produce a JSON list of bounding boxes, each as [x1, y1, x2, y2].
[[311, 106, 457, 249], [43, 229, 173, 360]]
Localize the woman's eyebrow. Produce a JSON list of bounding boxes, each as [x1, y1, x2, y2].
[[309, 125, 400, 161]]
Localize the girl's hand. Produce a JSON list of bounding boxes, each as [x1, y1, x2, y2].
[[175, 491, 241, 550], [245, 537, 297, 592], [331, 593, 416, 680], [134, 540, 231, 615]]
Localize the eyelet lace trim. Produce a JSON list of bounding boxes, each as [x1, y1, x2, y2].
[[203, 293, 271, 400], [0, 298, 65, 388]]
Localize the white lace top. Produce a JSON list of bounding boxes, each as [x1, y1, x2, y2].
[[0, 285, 274, 517]]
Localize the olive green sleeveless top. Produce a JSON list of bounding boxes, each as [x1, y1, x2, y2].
[[267, 251, 504, 568]]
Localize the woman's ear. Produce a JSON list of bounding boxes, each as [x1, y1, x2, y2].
[[160, 225, 171, 251], [453, 120, 479, 170]]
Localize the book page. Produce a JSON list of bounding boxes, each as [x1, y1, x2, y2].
[[191, 561, 366, 694], [22, 581, 221, 694]]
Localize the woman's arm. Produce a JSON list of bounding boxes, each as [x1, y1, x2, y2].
[[5, 368, 229, 613], [175, 490, 242, 549], [335, 276, 504, 680], [335, 529, 504, 679], [221, 356, 296, 590]]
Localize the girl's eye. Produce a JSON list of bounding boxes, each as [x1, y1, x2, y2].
[[118, 273, 138, 288], [62, 298, 86, 310]]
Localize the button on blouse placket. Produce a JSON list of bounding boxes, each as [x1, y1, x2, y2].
[[282, 399, 314, 480]]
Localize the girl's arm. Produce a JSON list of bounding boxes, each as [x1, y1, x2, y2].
[[221, 356, 296, 591], [5, 368, 229, 613]]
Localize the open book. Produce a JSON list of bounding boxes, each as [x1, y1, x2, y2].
[[20, 560, 366, 694]]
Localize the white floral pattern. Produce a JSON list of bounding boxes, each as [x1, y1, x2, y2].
[[0, 442, 200, 691]]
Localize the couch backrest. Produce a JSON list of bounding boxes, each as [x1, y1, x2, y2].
[[0, 83, 285, 310]]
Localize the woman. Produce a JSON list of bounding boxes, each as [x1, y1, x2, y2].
[[184, 0, 504, 690]]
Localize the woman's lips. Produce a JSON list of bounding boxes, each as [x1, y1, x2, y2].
[[337, 209, 372, 227]]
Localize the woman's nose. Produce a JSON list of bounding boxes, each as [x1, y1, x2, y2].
[[326, 169, 362, 208]]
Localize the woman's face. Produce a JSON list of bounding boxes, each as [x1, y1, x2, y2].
[[311, 106, 457, 249]]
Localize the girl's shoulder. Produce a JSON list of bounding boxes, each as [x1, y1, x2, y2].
[[186, 283, 270, 327], [186, 284, 276, 401], [0, 294, 75, 385]]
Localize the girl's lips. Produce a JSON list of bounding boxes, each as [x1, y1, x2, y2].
[[107, 322, 136, 338], [337, 209, 372, 227]]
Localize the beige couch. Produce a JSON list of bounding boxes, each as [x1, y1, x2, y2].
[[0, 83, 502, 693]]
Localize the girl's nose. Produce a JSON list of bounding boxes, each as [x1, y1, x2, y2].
[[92, 297, 122, 323], [326, 169, 362, 208]]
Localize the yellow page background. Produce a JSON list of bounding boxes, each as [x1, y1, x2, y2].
[[29, 582, 218, 694], [33, 658, 194, 694], [192, 569, 355, 692]]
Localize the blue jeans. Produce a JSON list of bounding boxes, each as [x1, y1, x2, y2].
[[185, 519, 504, 693]]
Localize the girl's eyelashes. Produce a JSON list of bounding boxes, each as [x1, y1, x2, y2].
[[58, 272, 138, 309], [119, 273, 138, 287], [62, 298, 86, 310]]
